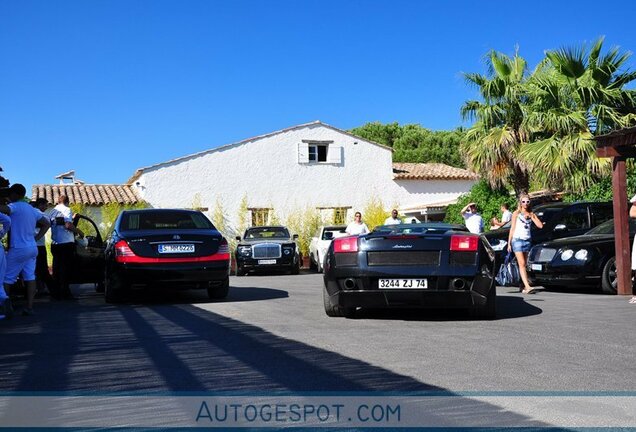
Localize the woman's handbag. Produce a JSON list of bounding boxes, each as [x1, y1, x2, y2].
[[496, 252, 520, 286]]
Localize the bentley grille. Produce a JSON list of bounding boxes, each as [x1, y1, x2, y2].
[[530, 247, 557, 262], [252, 243, 282, 259]]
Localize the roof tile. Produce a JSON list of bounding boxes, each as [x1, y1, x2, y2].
[[392, 163, 479, 180], [31, 184, 143, 206]]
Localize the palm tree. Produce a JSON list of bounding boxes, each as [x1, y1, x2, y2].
[[521, 37, 636, 192], [460, 49, 532, 196]]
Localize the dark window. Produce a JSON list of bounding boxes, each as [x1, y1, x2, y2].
[[559, 207, 590, 230], [245, 227, 290, 239], [121, 211, 214, 230], [590, 205, 613, 226], [309, 144, 328, 162]]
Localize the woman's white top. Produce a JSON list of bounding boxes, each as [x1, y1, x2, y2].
[[512, 213, 532, 240]]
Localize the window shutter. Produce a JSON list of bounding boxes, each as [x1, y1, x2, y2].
[[327, 146, 342, 164], [298, 142, 309, 163]]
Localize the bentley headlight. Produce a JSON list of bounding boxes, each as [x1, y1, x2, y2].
[[574, 249, 588, 261], [560, 249, 574, 261], [491, 239, 508, 251], [238, 246, 251, 256]]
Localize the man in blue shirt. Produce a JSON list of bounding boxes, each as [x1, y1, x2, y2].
[[1, 184, 50, 316]]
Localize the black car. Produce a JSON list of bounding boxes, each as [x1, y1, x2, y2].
[[322, 223, 497, 319], [527, 218, 635, 294], [103, 209, 230, 303], [485, 201, 614, 259], [235, 226, 301, 275], [63, 213, 106, 290]]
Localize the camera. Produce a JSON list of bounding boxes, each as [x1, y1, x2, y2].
[[0, 172, 10, 201]]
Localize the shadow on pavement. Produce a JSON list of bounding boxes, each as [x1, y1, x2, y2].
[[0, 289, 568, 429], [353, 294, 543, 321]]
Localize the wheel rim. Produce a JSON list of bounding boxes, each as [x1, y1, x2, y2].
[[608, 260, 617, 290]]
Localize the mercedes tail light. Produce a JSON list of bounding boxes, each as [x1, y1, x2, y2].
[[115, 240, 136, 262], [334, 236, 358, 253], [450, 235, 479, 251], [218, 238, 230, 254]]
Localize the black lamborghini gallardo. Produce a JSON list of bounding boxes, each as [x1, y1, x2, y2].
[[322, 223, 497, 319]]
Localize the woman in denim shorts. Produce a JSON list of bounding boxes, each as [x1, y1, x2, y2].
[[508, 194, 543, 294]]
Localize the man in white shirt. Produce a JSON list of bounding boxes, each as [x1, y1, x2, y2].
[[1, 184, 50, 316], [49, 195, 83, 300], [384, 209, 402, 225], [460, 202, 484, 234], [491, 203, 513, 229]]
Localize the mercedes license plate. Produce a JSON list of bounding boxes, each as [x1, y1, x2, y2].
[[158, 244, 195, 254], [258, 259, 277, 265], [379, 278, 428, 289], [531, 263, 543, 271]]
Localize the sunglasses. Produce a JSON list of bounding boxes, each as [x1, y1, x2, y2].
[[521, 200, 530, 204]]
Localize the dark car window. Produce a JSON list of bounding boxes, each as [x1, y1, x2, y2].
[[323, 228, 346, 240], [586, 219, 636, 235], [121, 211, 215, 230], [590, 205, 613, 226], [245, 227, 290, 239], [558, 207, 590, 230]]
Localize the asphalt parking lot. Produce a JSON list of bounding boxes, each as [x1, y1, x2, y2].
[[0, 271, 634, 394]]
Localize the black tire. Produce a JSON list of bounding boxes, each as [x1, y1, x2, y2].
[[470, 285, 497, 320], [291, 260, 300, 275], [309, 255, 318, 272], [208, 277, 229, 299], [601, 257, 617, 294], [323, 285, 355, 318], [235, 265, 246, 276], [95, 281, 105, 293], [104, 270, 126, 304], [316, 254, 323, 273]]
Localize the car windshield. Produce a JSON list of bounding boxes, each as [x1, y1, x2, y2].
[[323, 227, 347, 240], [245, 227, 290, 239], [121, 211, 215, 230], [585, 219, 636, 235]]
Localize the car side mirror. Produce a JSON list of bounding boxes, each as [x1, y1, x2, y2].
[[235, 236, 241, 241], [323, 232, 334, 240], [293, 234, 299, 240], [554, 224, 567, 231]]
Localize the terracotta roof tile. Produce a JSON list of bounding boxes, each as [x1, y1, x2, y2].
[[392, 163, 479, 180], [31, 184, 143, 205]]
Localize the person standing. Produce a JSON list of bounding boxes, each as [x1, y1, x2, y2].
[[384, 209, 402, 225], [629, 194, 636, 304], [346, 212, 370, 235], [460, 202, 484, 234], [491, 203, 513, 229], [49, 195, 83, 300], [507, 194, 543, 294], [1, 184, 50, 316], [32, 198, 54, 296]]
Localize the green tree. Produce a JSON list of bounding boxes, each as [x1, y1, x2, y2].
[[460, 48, 532, 196], [522, 37, 636, 193], [350, 122, 465, 167]]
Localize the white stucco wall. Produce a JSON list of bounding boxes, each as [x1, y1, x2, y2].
[[132, 123, 476, 233]]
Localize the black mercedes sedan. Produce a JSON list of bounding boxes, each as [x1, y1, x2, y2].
[[527, 218, 636, 294], [322, 223, 497, 319], [103, 209, 230, 303], [235, 226, 300, 275]]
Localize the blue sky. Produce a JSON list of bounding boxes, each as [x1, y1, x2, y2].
[[2, 0, 636, 193]]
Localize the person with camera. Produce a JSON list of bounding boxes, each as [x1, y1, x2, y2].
[[49, 194, 83, 300], [460, 202, 484, 234], [1, 184, 50, 316], [507, 194, 543, 294]]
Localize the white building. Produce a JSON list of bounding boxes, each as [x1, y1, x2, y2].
[[128, 121, 478, 232]]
